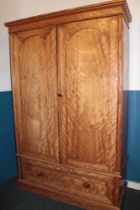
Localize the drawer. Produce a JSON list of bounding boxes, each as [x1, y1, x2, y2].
[[21, 160, 120, 206]]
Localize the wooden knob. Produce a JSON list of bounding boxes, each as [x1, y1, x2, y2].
[[83, 182, 90, 188], [57, 93, 63, 97], [37, 171, 43, 176]]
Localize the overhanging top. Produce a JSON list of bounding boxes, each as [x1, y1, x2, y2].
[[5, 0, 132, 33]]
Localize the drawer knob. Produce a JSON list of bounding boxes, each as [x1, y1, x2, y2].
[[58, 93, 63, 97], [83, 182, 90, 188], [37, 171, 43, 176]]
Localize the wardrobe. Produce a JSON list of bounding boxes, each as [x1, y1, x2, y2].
[[5, 0, 131, 209]]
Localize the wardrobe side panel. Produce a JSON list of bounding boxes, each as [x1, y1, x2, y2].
[[121, 19, 129, 177]]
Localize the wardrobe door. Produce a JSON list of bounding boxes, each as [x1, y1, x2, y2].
[[11, 26, 59, 163], [58, 17, 119, 173]]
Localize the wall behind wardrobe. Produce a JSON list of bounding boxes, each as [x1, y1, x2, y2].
[[0, 0, 140, 184]]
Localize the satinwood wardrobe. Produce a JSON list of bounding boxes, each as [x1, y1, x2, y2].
[[5, 0, 131, 209]]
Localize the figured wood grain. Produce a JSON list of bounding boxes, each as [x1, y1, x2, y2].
[[17, 154, 121, 178], [21, 159, 120, 206], [58, 17, 119, 174], [6, 1, 131, 209], [5, 0, 131, 33], [119, 17, 129, 175], [10, 26, 59, 163], [17, 180, 120, 210]]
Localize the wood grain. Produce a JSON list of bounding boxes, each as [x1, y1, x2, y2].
[[10, 26, 59, 163], [6, 1, 131, 209], [21, 159, 120, 206], [17, 180, 120, 210], [120, 17, 129, 176], [58, 17, 119, 174], [5, 0, 131, 33], [17, 154, 121, 178]]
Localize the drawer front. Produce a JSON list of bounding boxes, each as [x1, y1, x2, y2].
[[21, 160, 120, 206]]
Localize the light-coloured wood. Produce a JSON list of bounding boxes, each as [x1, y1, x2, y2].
[[5, 0, 131, 33], [116, 16, 129, 174], [58, 17, 119, 174], [17, 180, 120, 210], [10, 26, 60, 163], [121, 18, 129, 175], [5, 1, 131, 210], [17, 154, 121, 178], [21, 159, 120, 206]]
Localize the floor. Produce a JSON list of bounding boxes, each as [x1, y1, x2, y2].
[[0, 178, 140, 210]]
